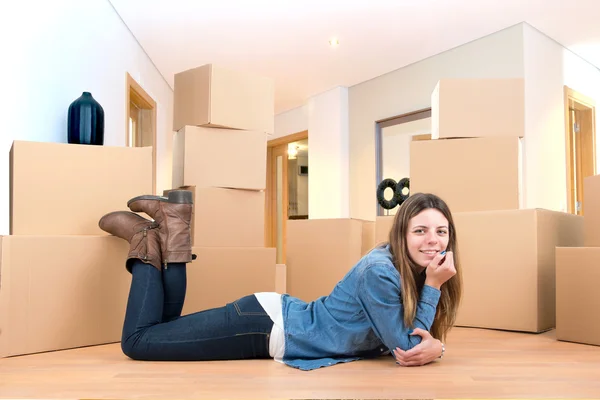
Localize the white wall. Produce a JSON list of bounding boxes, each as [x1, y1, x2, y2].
[[561, 41, 600, 173], [381, 130, 412, 186], [381, 117, 431, 182], [523, 24, 600, 212], [349, 24, 525, 221], [272, 105, 308, 140], [307, 87, 350, 219], [272, 89, 348, 219], [0, 0, 174, 235], [523, 24, 568, 212]]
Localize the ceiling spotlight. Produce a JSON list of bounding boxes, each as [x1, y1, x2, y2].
[[329, 38, 339, 47], [288, 143, 299, 159]]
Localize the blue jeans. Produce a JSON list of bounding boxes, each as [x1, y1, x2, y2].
[[121, 259, 274, 361]]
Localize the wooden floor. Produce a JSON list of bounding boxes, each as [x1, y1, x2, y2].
[[1, 327, 600, 399]]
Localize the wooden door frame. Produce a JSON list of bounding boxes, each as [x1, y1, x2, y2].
[[126, 72, 157, 194], [564, 85, 596, 214], [265, 130, 309, 263]]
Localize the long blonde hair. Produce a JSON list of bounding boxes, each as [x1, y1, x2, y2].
[[386, 193, 462, 342]]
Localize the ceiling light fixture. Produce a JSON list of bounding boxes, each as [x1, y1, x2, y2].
[[288, 143, 299, 159], [329, 37, 339, 47]]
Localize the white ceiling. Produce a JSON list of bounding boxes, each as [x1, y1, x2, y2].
[[110, 0, 600, 115]]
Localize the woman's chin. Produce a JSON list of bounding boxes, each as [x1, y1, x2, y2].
[[416, 262, 428, 271], [416, 255, 432, 269], [408, 254, 430, 270], [411, 258, 429, 271]]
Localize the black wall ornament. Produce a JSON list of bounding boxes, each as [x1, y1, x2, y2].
[[376, 178, 398, 210], [376, 177, 410, 211], [395, 177, 410, 203]]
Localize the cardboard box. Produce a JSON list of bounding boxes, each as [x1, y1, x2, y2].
[[0, 235, 131, 358], [583, 174, 600, 246], [173, 64, 274, 134], [454, 209, 583, 333], [556, 247, 600, 346], [375, 216, 395, 245], [431, 78, 525, 139], [10, 141, 152, 236], [361, 221, 376, 256], [192, 187, 264, 247], [276, 264, 287, 294], [182, 247, 276, 314], [172, 126, 266, 190], [164, 186, 264, 248], [410, 136, 523, 213], [286, 219, 367, 302]]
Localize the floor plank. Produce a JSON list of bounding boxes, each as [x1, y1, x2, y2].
[[1, 327, 600, 398]]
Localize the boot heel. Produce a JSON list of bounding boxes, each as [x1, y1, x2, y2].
[[167, 190, 193, 204]]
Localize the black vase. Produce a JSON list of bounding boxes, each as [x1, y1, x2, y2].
[[67, 92, 104, 145]]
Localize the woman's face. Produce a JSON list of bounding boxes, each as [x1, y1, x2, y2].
[[406, 208, 450, 269]]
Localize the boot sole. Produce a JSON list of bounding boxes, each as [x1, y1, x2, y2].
[[127, 190, 193, 207]]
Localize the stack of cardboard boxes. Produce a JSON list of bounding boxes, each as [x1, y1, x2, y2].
[[167, 64, 281, 314], [555, 175, 600, 346], [1, 141, 153, 357], [375, 78, 584, 334]]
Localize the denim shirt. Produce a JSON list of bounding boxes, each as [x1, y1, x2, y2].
[[280, 244, 441, 371]]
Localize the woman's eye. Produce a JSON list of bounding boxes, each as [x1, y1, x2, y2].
[[438, 230, 448, 235]]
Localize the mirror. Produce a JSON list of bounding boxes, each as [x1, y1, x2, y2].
[[376, 110, 431, 216]]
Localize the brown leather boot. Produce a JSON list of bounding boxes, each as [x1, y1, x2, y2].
[[98, 211, 161, 272], [126, 190, 194, 266]]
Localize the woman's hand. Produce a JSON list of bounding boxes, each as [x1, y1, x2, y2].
[[393, 328, 443, 367], [425, 251, 456, 290]]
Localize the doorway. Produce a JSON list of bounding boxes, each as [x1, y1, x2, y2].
[[564, 86, 596, 215], [374, 108, 432, 216], [126, 73, 157, 194], [265, 130, 309, 264]]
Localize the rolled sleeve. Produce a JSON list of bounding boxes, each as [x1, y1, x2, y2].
[[356, 263, 441, 352]]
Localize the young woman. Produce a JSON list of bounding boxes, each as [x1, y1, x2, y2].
[[99, 191, 462, 371]]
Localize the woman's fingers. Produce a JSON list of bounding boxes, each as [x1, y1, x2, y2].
[[396, 357, 425, 367], [394, 347, 422, 363]]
